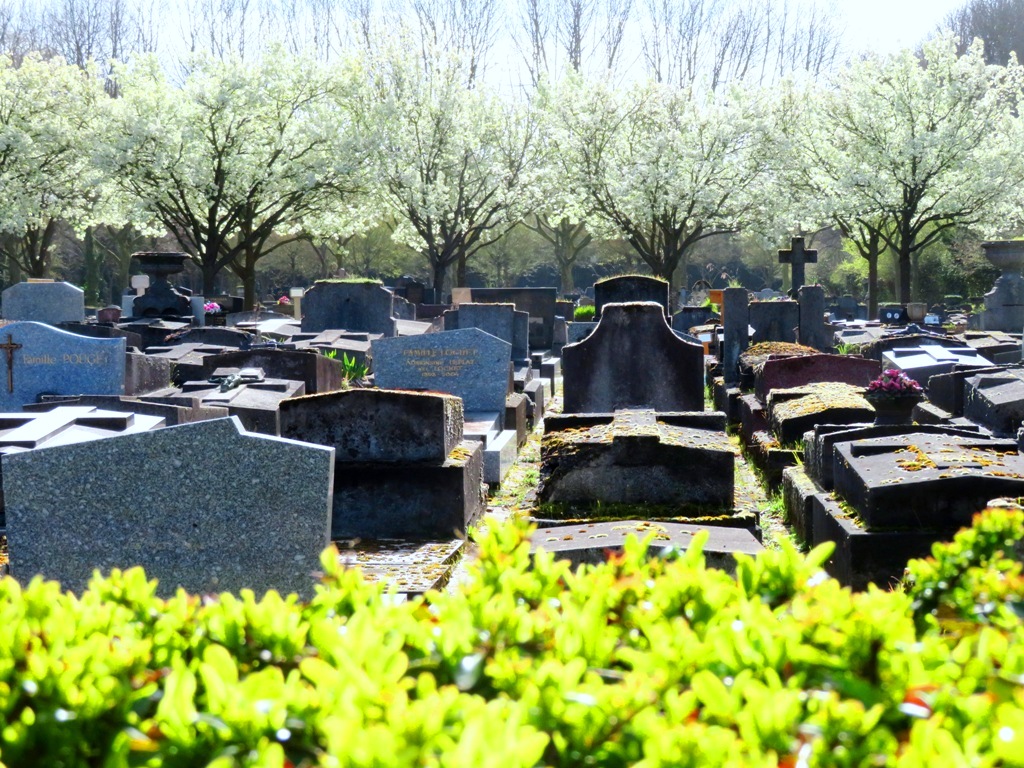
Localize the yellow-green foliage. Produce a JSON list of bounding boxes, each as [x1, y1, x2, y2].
[[1, 509, 1023, 767]]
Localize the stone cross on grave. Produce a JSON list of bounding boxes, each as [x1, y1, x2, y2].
[[778, 236, 817, 292], [0, 333, 22, 393]]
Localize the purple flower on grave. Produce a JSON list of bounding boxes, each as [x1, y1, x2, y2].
[[204, 301, 221, 313], [277, 296, 291, 305], [867, 368, 922, 396]]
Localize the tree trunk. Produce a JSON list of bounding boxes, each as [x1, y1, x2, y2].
[[82, 227, 103, 306], [431, 258, 448, 303], [559, 261, 574, 295], [202, 258, 219, 297], [898, 247, 912, 304], [867, 253, 879, 320]]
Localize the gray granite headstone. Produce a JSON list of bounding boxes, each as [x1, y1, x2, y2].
[[1, 282, 85, 325], [3, 417, 334, 598], [471, 287, 557, 349], [301, 280, 397, 336], [798, 285, 830, 351], [372, 328, 511, 413], [0, 321, 125, 409], [561, 302, 704, 413], [447, 302, 530, 363]]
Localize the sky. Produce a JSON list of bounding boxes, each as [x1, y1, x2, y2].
[[838, 0, 968, 55]]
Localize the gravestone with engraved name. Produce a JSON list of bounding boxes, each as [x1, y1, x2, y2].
[[373, 328, 511, 414], [1, 281, 85, 325], [372, 328, 518, 483], [4, 417, 335, 597], [0, 321, 125, 410]]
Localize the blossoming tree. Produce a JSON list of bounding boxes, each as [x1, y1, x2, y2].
[[780, 36, 1024, 304], [0, 53, 108, 280], [360, 40, 544, 297], [101, 51, 368, 307], [548, 74, 775, 297]]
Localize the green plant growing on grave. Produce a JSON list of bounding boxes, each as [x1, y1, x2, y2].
[[320, 348, 338, 359], [341, 352, 369, 381], [834, 341, 860, 355], [573, 305, 595, 321]]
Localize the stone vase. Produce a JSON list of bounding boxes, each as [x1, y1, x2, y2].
[[980, 241, 1024, 331], [866, 393, 922, 426], [906, 302, 927, 323]]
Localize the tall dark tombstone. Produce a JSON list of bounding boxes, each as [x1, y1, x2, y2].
[[722, 288, 750, 385], [778, 237, 817, 293], [561, 302, 703, 413], [798, 285, 830, 351]]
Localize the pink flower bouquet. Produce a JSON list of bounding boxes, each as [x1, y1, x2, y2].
[[866, 369, 923, 397]]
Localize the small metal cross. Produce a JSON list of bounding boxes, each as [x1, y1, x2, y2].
[[0, 333, 21, 393]]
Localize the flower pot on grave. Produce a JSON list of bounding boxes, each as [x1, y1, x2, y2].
[[906, 302, 927, 323], [865, 393, 922, 426], [709, 289, 724, 307]]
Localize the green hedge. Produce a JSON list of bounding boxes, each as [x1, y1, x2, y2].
[[1, 508, 1023, 767]]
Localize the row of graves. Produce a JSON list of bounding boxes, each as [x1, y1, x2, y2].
[[0, 256, 575, 597], [687, 238, 1024, 589], [5, 241, 1024, 600]]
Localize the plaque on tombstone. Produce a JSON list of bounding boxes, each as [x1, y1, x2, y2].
[[372, 327, 512, 414]]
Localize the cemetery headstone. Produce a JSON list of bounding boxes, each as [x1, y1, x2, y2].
[[562, 302, 704, 413], [754, 354, 881, 401], [963, 368, 1024, 436], [722, 287, 751, 385], [749, 299, 799, 344], [879, 305, 909, 325], [373, 327, 512, 414], [3, 417, 335, 598], [1, 281, 85, 325], [300, 280, 397, 336], [0, 322, 125, 410], [798, 285, 830, 351], [279, 389, 485, 538], [471, 287, 558, 349]]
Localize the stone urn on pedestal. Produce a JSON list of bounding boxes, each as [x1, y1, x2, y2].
[[131, 252, 192, 319], [979, 240, 1024, 331]]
